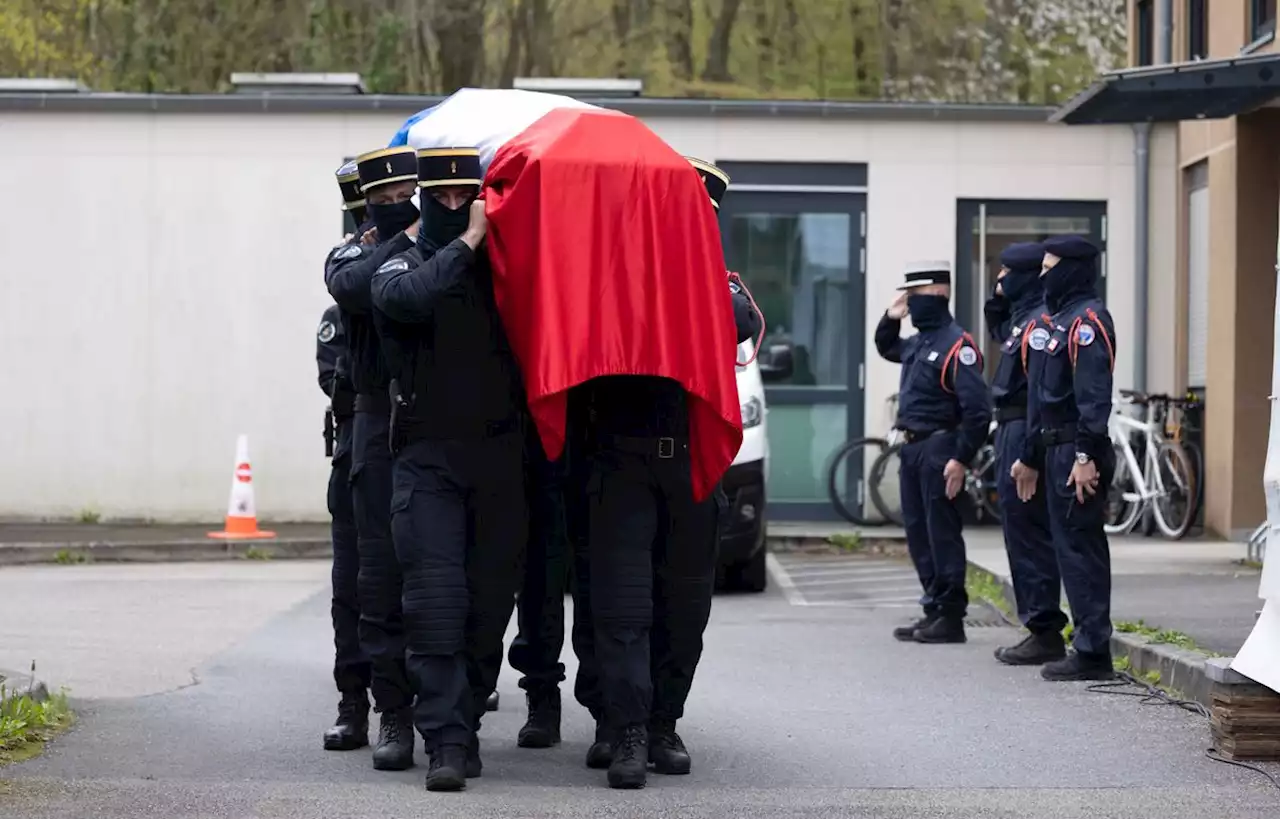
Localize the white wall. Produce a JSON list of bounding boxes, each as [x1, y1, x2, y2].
[[0, 108, 1144, 521]]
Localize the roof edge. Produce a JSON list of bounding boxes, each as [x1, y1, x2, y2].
[[0, 91, 1058, 121]]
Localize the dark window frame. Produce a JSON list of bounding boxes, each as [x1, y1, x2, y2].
[[1187, 0, 1208, 59], [1254, 0, 1278, 43], [1136, 0, 1155, 65]]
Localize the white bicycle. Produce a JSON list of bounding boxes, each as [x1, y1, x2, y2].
[[1104, 389, 1197, 539]]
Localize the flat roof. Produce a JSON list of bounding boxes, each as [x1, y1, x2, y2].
[[0, 91, 1057, 121]]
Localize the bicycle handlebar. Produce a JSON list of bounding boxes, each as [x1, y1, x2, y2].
[[1117, 389, 1200, 408]]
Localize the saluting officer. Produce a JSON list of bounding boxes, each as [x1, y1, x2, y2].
[[316, 300, 370, 751], [325, 146, 422, 771], [876, 263, 992, 645], [1012, 235, 1116, 682], [371, 147, 527, 792], [985, 243, 1068, 666], [567, 158, 761, 790]]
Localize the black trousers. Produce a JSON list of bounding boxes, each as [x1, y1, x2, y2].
[[351, 410, 412, 711], [328, 418, 370, 694], [580, 437, 721, 729], [898, 432, 969, 619], [1044, 442, 1114, 657], [391, 431, 526, 749], [508, 438, 570, 694]]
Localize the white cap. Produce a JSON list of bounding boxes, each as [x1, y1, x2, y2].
[[899, 260, 952, 290]]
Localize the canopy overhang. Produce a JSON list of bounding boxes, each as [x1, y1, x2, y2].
[[1051, 53, 1280, 125]]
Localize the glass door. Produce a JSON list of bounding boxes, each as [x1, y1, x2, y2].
[[955, 200, 1108, 370], [720, 192, 866, 520]]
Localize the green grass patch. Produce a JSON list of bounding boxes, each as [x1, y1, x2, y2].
[[827, 533, 863, 553], [1113, 619, 1217, 654], [0, 676, 73, 766], [1114, 656, 1131, 673], [242, 546, 272, 561], [75, 508, 101, 524], [51, 550, 89, 566], [965, 566, 1014, 619]]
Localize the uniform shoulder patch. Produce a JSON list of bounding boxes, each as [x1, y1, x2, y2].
[[377, 257, 411, 275], [1076, 324, 1096, 346], [334, 244, 362, 261], [728, 280, 742, 295], [317, 320, 336, 343], [957, 346, 978, 366], [1029, 327, 1051, 351]]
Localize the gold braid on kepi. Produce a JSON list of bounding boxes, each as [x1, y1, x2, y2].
[[416, 147, 483, 189], [335, 159, 365, 211], [685, 156, 730, 209], [355, 146, 418, 193]]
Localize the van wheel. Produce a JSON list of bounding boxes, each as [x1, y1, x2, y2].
[[727, 547, 768, 593]]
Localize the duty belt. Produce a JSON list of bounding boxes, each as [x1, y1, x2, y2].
[[900, 428, 952, 445], [1040, 427, 1076, 447], [994, 405, 1027, 423], [331, 389, 356, 420], [596, 434, 688, 459], [354, 392, 391, 414]]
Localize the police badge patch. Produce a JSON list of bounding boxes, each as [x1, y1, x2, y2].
[[728, 280, 742, 295], [334, 244, 362, 260], [1029, 327, 1051, 351], [377, 257, 410, 275], [317, 321, 336, 343], [1076, 324, 1096, 346], [958, 346, 978, 366]]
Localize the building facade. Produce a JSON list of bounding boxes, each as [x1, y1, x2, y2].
[[0, 91, 1170, 523]]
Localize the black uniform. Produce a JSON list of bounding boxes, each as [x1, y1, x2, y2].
[[876, 283, 992, 643], [984, 243, 1068, 666], [372, 229, 527, 789], [1024, 235, 1115, 682], [324, 224, 418, 768], [571, 278, 761, 789], [316, 305, 371, 750]]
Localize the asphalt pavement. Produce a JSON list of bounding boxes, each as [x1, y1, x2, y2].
[[2, 558, 1278, 818]]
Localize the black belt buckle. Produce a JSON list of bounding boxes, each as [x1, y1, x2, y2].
[[657, 437, 675, 459]]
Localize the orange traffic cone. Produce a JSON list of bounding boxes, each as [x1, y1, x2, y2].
[[207, 434, 277, 540]]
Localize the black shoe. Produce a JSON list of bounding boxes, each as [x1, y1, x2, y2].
[[323, 691, 369, 751], [486, 691, 500, 712], [995, 631, 1067, 666], [585, 721, 614, 770], [648, 721, 691, 775], [517, 688, 562, 749], [1041, 651, 1115, 681], [913, 617, 966, 644], [607, 724, 648, 789], [371, 708, 415, 771], [466, 736, 483, 779], [425, 744, 467, 792], [893, 614, 937, 642]]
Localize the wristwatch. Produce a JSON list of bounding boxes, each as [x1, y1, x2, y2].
[[1075, 452, 1092, 465]]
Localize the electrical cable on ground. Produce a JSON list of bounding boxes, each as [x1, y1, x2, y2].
[[1087, 672, 1280, 792]]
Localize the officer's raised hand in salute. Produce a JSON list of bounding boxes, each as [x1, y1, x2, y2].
[[1011, 235, 1116, 682], [876, 262, 992, 646]]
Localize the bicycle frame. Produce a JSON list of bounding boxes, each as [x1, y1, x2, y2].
[[1109, 403, 1168, 505]]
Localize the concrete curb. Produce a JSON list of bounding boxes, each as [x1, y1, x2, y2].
[[0, 669, 50, 702], [967, 557, 1234, 709], [0, 538, 334, 567]]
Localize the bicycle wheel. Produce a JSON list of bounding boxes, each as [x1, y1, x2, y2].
[[1104, 445, 1143, 535], [1182, 439, 1205, 524], [967, 444, 1002, 525], [826, 436, 889, 526], [868, 443, 905, 526], [1150, 441, 1197, 540]]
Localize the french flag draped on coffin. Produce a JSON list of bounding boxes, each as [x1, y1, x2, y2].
[[394, 88, 743, 501]]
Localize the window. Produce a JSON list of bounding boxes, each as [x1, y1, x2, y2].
[[1187, 0, 1208, 59], [1136, 0, 1154, 65], [1255, 0, 1278, 42]]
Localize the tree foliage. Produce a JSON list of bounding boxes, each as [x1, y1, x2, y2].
[[0, 0, 1126, 103]]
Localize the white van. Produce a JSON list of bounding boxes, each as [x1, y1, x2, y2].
[[716, 341, 770, 592]]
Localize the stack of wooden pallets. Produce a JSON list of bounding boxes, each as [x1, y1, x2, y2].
[[1210, 684, 1280, 760]]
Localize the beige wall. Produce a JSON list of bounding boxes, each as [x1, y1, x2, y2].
[[0, 108, 1144, 521]]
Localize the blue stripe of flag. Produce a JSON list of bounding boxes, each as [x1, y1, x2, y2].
[[387, 104, 441, 147]]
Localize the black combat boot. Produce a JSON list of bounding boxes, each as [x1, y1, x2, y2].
[[425, 744, 467, 792], [995, 631, 1067, 666], [371, 708, 415, 771], [585, 720, 614, 769], [607, 724, 648, 789], [466, 734, 483, 779], [1041, 651, 1114, 682], [647, 720, 691, 775], [893, 614, 938, 641], [486, 691, 500, 712], [912, 617, 966, 644], [517, 687, 562, 749], [322, 690, 369, 751]]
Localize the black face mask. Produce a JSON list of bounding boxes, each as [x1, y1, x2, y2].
[[906, 294, 951, 330], [1000, 268, 1042, 306], [419, 192, 475, 248], [366, 199, 420, 240], [1042, 257, 1096, 314]]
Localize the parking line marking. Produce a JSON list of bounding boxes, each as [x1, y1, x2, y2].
[[766, 553, 807, 606], [789, 576, 919, 588], [782, 565, 915, 579]]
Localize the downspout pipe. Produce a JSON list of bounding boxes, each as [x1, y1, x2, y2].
[[1133, 122, 1151, 392]]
